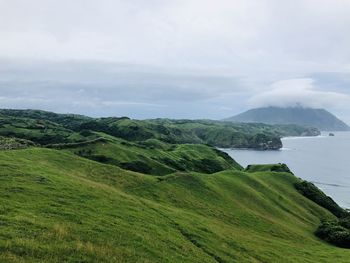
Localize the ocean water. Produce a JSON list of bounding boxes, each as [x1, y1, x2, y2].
[[222, 132, 350, 208]]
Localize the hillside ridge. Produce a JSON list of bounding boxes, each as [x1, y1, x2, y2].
[[0, 108, 320, 151]]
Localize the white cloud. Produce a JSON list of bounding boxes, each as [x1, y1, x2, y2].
[[248, 78, 350, 109], [0, 1, 350, 119], [0, 0, 350, 73]]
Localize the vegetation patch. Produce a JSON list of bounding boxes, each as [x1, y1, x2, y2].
[[315, 219, 350, 248], [0, 136, 35, 150], [245, 163, 292, 173], [294, 180, 347, 218], [0, 109, 321, 150], [120, 160, 153, 174], [294, 180, 350, 248]]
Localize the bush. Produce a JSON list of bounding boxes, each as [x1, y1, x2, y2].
[[340, 217, 350, 228], [160, 157, 186, 171], [315, 220, 350, 248], [79, 129, 93, 137], [120, 161, 152, 174], [89, 155, 111, 163], [271, 163, 293, 173], [192, 158, 224, 174], [295, 180, 350, 248], [213, 148, 235, 162], [294, 180, 347, 218]]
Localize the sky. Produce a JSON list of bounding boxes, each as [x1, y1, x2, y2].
[[0, 0, 350, 123]]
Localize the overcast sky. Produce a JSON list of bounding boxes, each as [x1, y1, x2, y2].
[[0, 0, 350, 122]]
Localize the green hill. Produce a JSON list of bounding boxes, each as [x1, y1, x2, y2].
[[0, 109, 348, 262], [1, 148, 349, 262], [225, 107, 350, 131], [0, 109, 320, 151], [63, 136, 241, 176]]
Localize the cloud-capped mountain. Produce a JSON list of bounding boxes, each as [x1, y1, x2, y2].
[[224, 107, 350, 131]]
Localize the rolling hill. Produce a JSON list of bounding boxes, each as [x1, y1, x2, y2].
[[0, 148, 349, 262], [0, 109, 320, 151], [0, 109, 348, 262], [225, 107, 350, 131]]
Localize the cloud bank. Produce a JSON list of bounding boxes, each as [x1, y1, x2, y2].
[[0, 60, 246, 118], [1, 0, 350, 73], [249, 78, 350, 109], [0, 0, 350, 120]]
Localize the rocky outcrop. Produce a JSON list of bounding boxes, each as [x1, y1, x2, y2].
[[301, 127, 321, 136], [0, 137, 34, 150]]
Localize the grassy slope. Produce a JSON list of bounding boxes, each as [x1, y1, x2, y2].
[[0, 115, 88, 145], [1, 148, 349, 262], [0, 109, 320, 150], [62, 134, 241, 176]]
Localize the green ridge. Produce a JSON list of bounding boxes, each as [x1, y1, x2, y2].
[[0, 149, 349, 262], [0, 109, 321, 150]]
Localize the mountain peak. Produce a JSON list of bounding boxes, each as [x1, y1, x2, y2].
[[224, 107, 349, 131]]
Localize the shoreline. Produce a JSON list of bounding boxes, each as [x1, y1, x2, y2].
[[221, 134, 350, 209]]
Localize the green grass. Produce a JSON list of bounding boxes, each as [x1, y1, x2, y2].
[[0, 148, 349, 262], [0, 109, 320, 150], [0, 115, 89, 145], [63, 134, 241, 176], [245, 163, 292, 173], [0, 109, 346, 261]]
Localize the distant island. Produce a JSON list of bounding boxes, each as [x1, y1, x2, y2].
[[224, 106, 350, 131]]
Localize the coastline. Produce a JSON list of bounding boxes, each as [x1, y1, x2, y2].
[[221, 133, 350, 209]]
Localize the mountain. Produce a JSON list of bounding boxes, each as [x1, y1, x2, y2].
[[225, 107, 350, 131]]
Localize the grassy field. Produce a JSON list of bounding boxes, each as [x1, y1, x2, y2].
[[1, 148, 349, 262]]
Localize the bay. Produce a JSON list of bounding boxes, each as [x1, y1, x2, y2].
[[222, 132, 350, 208]]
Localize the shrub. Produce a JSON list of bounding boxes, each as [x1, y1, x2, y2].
[[294, 180, 347, 218], [295, 180, 350, 248], [213, 148, 235, 162], [271, 163, 293, 174], [160, 157, 186, 171], [120, 161, 152, 174], [89, 155, 111, 163], [315, 220, 350, 248], [79, 129, 93, 137], [340, 216, 350, 228], [191, 158, 224, 174]]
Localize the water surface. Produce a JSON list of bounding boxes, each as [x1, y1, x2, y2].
[[222, 132, 350, 208]]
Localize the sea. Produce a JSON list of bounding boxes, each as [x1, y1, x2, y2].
[[222, 132, 350, 208]]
